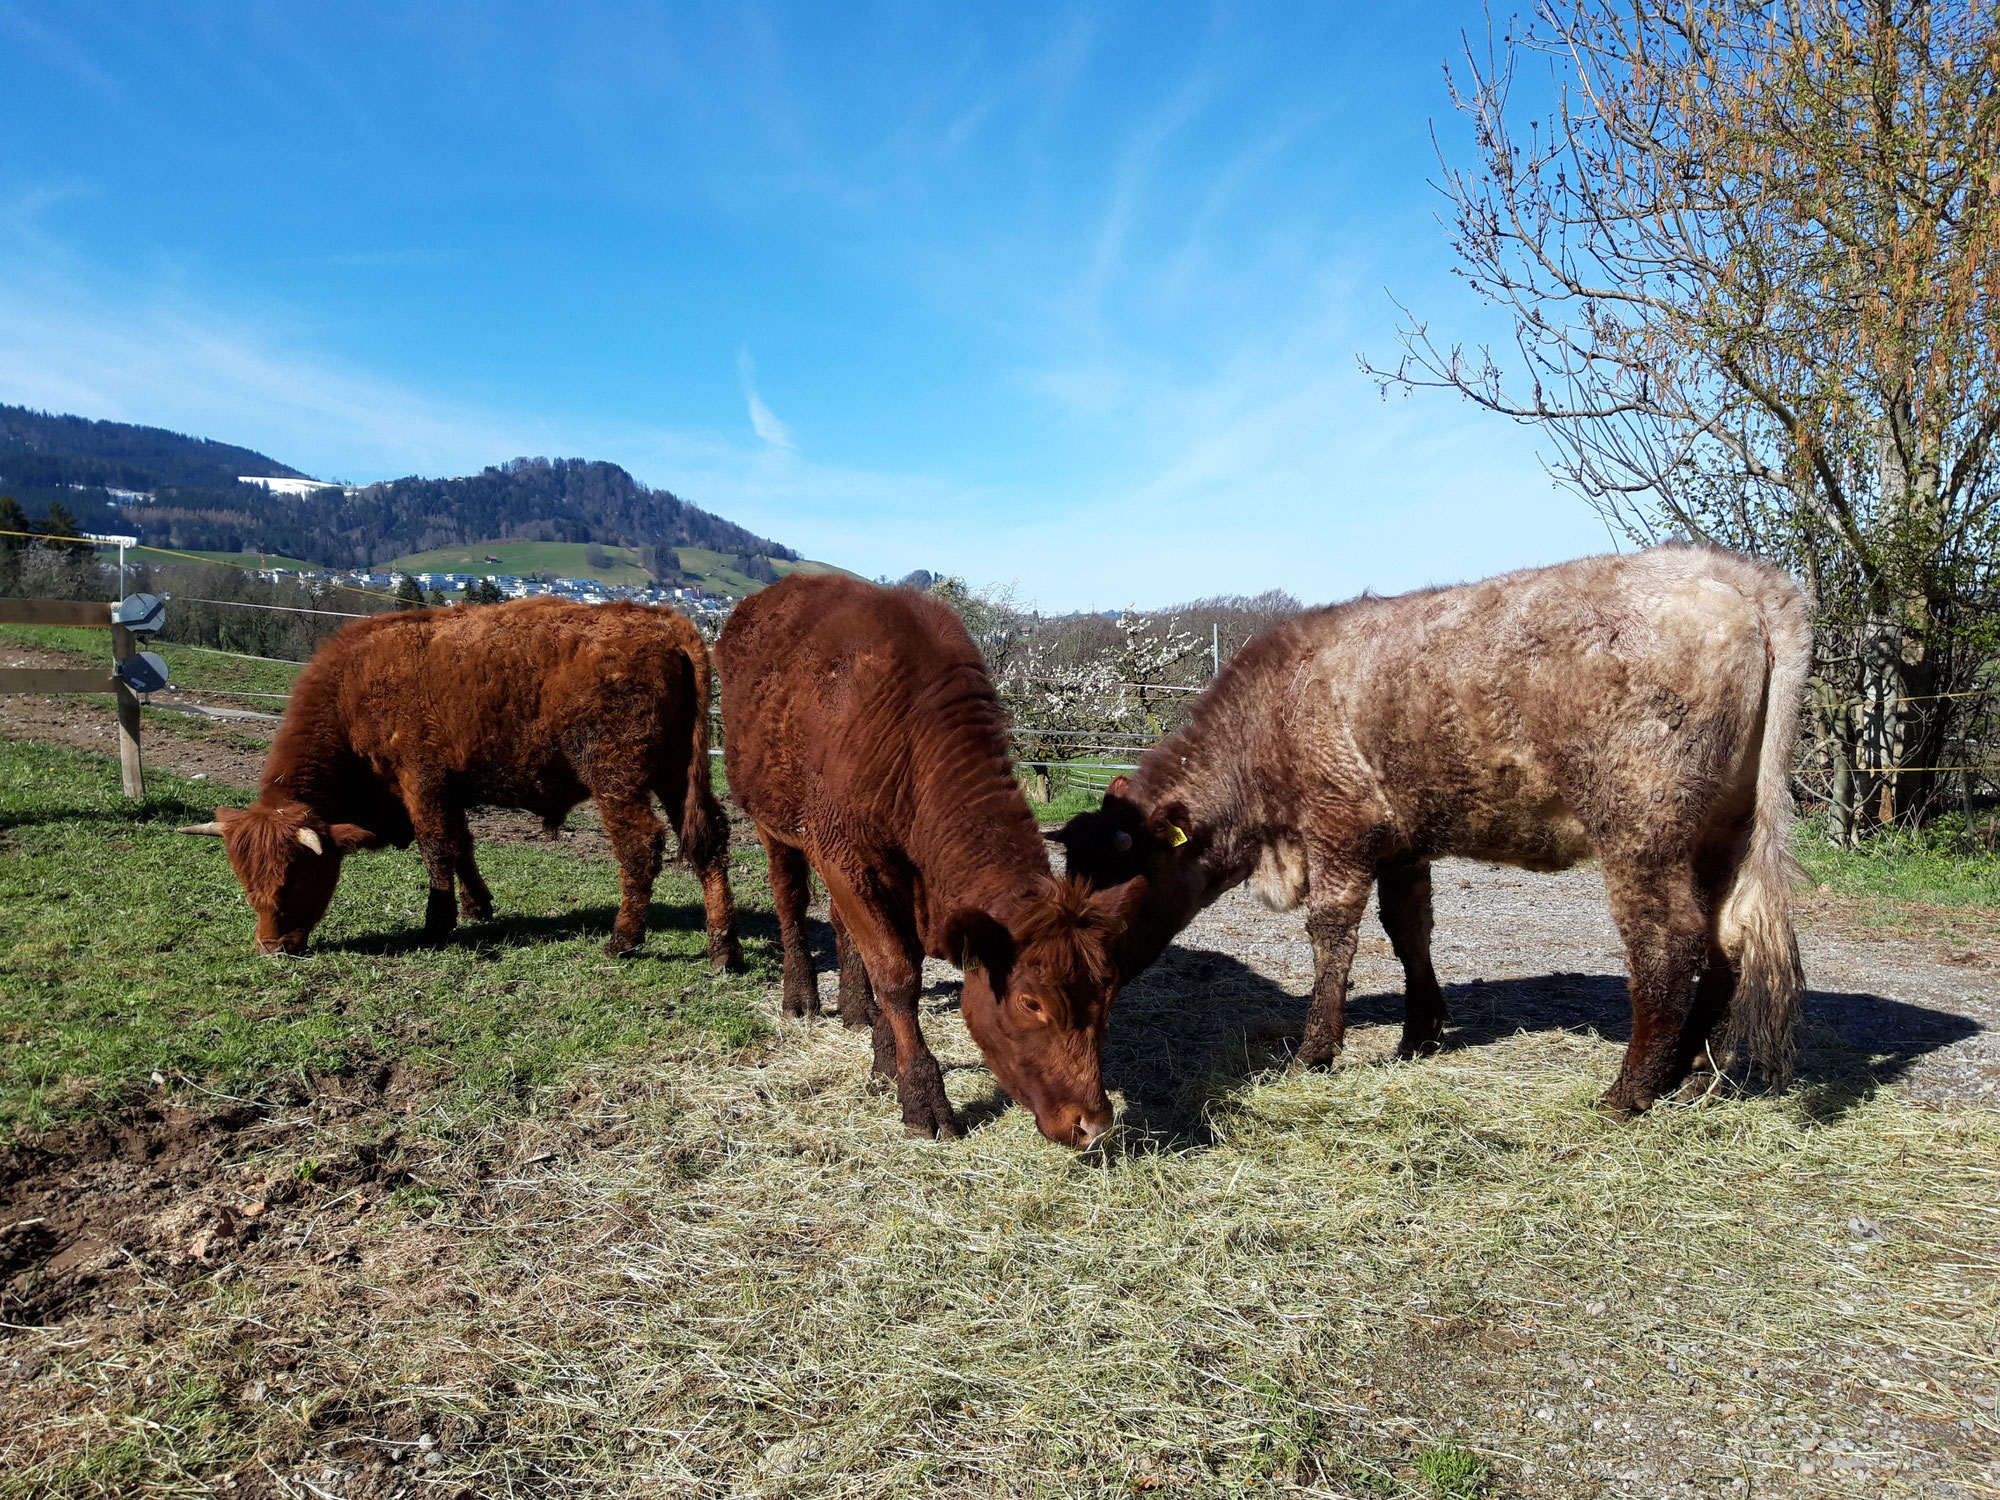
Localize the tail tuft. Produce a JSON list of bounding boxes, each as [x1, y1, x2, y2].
[[676, 645, 729, 871], [1715, 562, 1813, 1085]]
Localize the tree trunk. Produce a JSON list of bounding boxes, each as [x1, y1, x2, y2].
[[1829, 728, 1857, 847], [1857, 614, 1901, 834]]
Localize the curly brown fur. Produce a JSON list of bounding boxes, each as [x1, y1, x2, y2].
[[194, 598, 740, 966], [718, 575, 1142, 1148], [1057, 545, 1810, 1114]]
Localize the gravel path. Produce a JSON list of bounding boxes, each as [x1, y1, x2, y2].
[[1102, 861, 1997, 1116]]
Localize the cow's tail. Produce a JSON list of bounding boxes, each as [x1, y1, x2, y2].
[[1714, 566, 1813, 1085], [675, 645, 728, 871]]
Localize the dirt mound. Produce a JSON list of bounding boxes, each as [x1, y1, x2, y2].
[[0, 1063, 428, 1328]]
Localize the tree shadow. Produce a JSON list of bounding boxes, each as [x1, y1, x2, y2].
[[1101, 945, 1310, 1145], [3, 796, 229, 832], [320, 897, 737, 960], [1098, 947, 1983, 1146]]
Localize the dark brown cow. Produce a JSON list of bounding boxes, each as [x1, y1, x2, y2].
[[181, 597, 742, 967], [716, 575, 1143, 1146], [1055, 546, 1811, 1116]]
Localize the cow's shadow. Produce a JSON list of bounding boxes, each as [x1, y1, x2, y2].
[[1087, 947, 1981, 1146], [322, 896, 743, 960]]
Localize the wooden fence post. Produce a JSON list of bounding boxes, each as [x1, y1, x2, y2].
[[110, 621, 144, 798]]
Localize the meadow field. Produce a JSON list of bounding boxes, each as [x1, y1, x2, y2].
[[1, 704, 1997, 1499]]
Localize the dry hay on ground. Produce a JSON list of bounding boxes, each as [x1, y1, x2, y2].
[[3, 980, 1996, 1500]]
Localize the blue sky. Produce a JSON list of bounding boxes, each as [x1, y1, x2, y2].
[[0, 2, 1610, 610]]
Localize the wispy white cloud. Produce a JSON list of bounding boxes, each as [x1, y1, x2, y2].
[[735, 347, 796, 451], [0, 268, 528, 480]]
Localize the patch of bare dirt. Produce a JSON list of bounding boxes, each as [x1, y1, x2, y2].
[[0, 1059, 606, 1495], [0, 1062, 436, 1330]]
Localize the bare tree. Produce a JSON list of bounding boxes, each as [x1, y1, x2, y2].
[[1368, 0, 2000, 835]]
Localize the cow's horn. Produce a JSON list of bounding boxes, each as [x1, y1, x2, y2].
[[178, 821, 227, 836], [296, 827, 324, 855]]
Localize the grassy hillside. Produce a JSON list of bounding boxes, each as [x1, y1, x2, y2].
[[131, 546, 315, 571], [385, 540, 654, 586], [384, 540, 855, 597]]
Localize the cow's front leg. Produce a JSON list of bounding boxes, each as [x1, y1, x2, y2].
[[447, 805, 493, 923], [823, 877, 954, 1139], [1378, 856, 1445, 1058], [404, 789, 460, 942], [1292, 857, 1376, 1071], [596, 794, 666, 956], [1600, 858, 1708, 1117]]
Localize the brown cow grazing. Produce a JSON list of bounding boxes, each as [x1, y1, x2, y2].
[[1054, 546, 1811, 1117], [181, 597, 742, 968], [716, 574, 1144, 1146]]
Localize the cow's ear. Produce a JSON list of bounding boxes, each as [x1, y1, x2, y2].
[[1147, 801, 1193, 851], [1087, 875, 1149, 937], [1106, 774, 1133, 802], [328, 823, 384, 854], [215, 805, 248, 825], [1045, 812, 1090, 850], [941, 907, 1014, 986]]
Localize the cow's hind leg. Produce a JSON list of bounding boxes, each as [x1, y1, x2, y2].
[[1677, 851, 1746, 1089], [1600, 858, 1708, 1117], [698, 861, 743, 973], [762, 833, 819, 1019], [1292, 855, 1377, 1071], [830, 905, 876, 1030], [404, 785, 460, 942], [1378, 855, 1446, 1058], [448, 807, 493, 923], [820, 870, 955, 1139], [670, 755, 743, 973], [595, 794, 666, 956]]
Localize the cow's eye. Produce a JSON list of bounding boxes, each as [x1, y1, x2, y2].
[[1112, 831, 1133, 852], [1016, 992, 1046, 1017]]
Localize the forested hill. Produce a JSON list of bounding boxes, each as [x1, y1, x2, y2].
[[0, 404, 798, 570], [320, 458, 796, 568], [0, 404, 307, 502]]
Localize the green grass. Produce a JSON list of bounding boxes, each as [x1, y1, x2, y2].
[[386, 539, 657, 586], [1795, 811, 2000, 909], [1024, 780, 1101, 827], [1414, 1443, 1491, 1499], [1, 622, 305, 701], [130, 547, 315, 571], [0, 738, 772, 1138], [674, 545, 855, 599], [1019, 757, 1139, 828], [5, 737, 2000, 1498]]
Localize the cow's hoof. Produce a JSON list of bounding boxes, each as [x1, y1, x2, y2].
[[902, 1102, 960, 1141], [422, 891, 458, 942], [602, 932, 640, 957], [781, 982, 819, 1019], [1668, 1072, 1722, 1104], [460, 896, 494, 923], [1397, 1033, 1445, 1061], [1595, 1085, 1653, 1121], [709, 934, 746, 974], [897, 1057, 959, 1140], [1287, 1044, 1342, 1074]]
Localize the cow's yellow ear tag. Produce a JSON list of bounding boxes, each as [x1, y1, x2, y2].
[[1165, 824, 1189, 848]]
